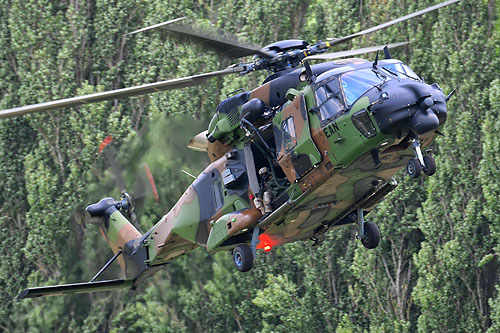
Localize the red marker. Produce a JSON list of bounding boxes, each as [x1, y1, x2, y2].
[[98, 135, 113, 153], [143, 163, 159, 202]]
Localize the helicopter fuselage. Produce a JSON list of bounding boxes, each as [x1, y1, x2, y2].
[[131, 58, 447, 274], [63, 58, 447, 284], [12, 0, 460, 300], [13, 59, 451, 298]]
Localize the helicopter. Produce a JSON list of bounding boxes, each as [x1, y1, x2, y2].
[[6, 0, 460, 299]]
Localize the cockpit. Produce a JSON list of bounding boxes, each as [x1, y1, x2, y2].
[[314, 61, 420, 124]]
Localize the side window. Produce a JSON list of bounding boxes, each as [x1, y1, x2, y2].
[[315, 78, 345, 123], [282, 116, 297, 151], [212, 179, 224, 210]]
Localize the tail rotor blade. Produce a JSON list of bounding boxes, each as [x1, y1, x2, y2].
[[102, 148, 126, 191], [129, 163, 159, 202], [142, 163, 159, 202], [131, 176, 147, 200]]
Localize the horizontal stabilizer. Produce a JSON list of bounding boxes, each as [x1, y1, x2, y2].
[[16, 279, 134, 299]]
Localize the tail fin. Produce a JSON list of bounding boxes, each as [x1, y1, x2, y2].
[[17, 197, 148, 300], [86, 197, 142, 274]]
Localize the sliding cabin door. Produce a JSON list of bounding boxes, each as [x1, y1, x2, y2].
[[274, 95, 321, 182]]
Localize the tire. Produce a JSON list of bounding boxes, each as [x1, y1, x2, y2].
[[233, 244, 253, 272], [423, 155, 436, 176], [407, 158, 422, 178], [361, 222, 380, 249]]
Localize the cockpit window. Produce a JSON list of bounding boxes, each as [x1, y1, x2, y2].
[[341, 68, 389, 105], [382, 63, 420, 80], [282, 116, 297, 151], [314, 78, 345, 123]]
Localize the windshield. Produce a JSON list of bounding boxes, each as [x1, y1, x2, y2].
[[382, 63, 420, 80], [341, 68, 388, 105], [315, 79, 345, 122]]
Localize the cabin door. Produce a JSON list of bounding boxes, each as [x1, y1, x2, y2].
[[274, 95, 322, 182]]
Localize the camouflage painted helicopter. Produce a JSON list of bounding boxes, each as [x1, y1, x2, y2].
[[5, 0, 459, 299]]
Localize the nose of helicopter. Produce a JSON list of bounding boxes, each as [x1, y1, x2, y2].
[[409, 96, 440, 135], [370, 79, 447, 136]]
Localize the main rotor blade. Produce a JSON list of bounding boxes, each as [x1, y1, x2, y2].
[[0, 66, 243, 119], [125, 17, 187, 36], [164, 24, 271, 59], [305, 42, 408, 60], [326, 0, 460, 47]]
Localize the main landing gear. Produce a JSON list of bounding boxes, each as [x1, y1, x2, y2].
[[407, 136, 436, 178], [356, 208, 380, 249], [233, 244, 253, 272], [232, 227, 262, 272]]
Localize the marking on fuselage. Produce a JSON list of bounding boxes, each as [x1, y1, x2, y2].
[[323, 121, 340, 138]]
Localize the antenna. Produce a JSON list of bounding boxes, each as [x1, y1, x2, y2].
[[373, 51, 379, 69], [383, 46, 392, 59], [181, 169, 197, 179], [303, 60, 315, 83]]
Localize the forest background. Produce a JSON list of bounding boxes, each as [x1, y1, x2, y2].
[[0, 0, 499, 332]]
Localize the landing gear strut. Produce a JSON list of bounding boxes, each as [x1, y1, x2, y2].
[[356, 208, 380, 249], [407, 136, 436, 178]]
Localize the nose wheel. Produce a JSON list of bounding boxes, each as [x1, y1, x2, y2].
[[407, 158, 422, 178], [407, 136, 436, 178], [355, 208, 380, 249], [422, 155, 436, 175]]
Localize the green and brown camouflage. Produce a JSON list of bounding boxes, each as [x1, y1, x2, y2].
[[9, 0, 459, 300], [254, 59, 444, 247], [100, 210, 142, 271], [16, 54, 448, 299], [108, 57, 446, 277], [86, 58, 446, 279]]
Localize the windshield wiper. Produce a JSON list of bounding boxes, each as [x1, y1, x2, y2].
[[370, 69, 388, 91], [382, 67, 418, 80]]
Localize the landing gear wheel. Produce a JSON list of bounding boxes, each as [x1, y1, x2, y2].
[[423, 156, 436, 176], [407, 158, 422, 178], [233, 244, 253, 272], [361, 222, 380, 249]]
